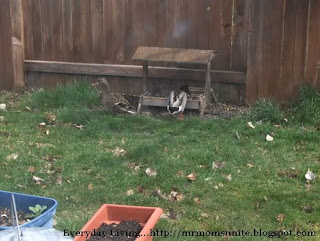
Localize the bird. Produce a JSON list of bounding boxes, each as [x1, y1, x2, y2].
[[92, 78, 135, 114], [305, 169, 316, 183], [167, 85, 190, 120]]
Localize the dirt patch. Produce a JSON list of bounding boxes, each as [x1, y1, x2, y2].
[[0, 207, 32, 226], [87, 220, 142, 241]]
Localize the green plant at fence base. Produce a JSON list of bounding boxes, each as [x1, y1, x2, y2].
[[249, 98, 282, 123], [26, 204, 47, 218]]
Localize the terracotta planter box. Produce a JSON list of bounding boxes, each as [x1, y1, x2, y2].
[[74, 204, 163, 241]]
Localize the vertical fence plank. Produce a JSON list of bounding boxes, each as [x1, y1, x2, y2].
[[154, 0, 166, 47], [92, 0, 104, 64], [187, 0, 199, 49], [280, 0, 297, 100], [166, 0, 178, 48], [198, 0, 210, 50], [22, 0, 34, 60], [113, 0, 126, 64], [293, 0, 309, 87], [231, 0, 249, 71], [176, 0, 188, 48], [209, 0, 221, 52], [0, 3, 5, 90], [0, 0, 14, 89], [103, 0, 114, 64], [124, 0, 134, 65], [305, 0, 320, 85]]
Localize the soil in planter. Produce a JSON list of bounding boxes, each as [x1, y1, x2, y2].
[[0, 207, 32, 226], [87, 220, 142, 241]]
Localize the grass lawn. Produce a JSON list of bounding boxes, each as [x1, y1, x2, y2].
[[0, 83, 319, 240]]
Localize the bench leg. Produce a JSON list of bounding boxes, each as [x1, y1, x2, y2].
[[137, 96, 143, 114], [200, 97, 206, 118]]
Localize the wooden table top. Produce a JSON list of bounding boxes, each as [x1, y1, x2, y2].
[[132, 46, 218, 65]]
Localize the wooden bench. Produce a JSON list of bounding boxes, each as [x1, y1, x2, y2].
[[132, 46, 218, 116]]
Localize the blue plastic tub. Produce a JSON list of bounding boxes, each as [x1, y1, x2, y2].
[[0, 190, 58, 230]]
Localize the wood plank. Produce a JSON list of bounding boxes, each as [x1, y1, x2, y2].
[[103, 0, 115, 63], [258, 0, 285, 99], [293, 0, 309, 87], [113, 0, 126, 64], [92, 0, 104, 63], [0, 2, 5, 90], [25, 60, 246, 84], [231, 0, 249, 71], [215, 0, 232, 70], [246, 0, 260, 103], [9, 0, 23, 41], [280, 0, 297, 100], [141, 95, 202, 110], [154, 0, 166, 47], [132, 0, 145, 57], [209, 0, 221, 52], [176, 0, 188, 48], [21, 0, 34, 60], [0, 0, 14, 90], [187, 0, 199, 49], [198, 0, 210, 50], [124, 0, 134, 65], [305, 0, 320, 85], [132, 46, 216, 65], [165, 0, 177, 48], [62, 0, 73, 62], [72, 0, 92, 63], [144, 0, 156, 47]]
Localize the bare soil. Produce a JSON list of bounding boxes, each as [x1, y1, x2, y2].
[[0, 207, 31, 226]]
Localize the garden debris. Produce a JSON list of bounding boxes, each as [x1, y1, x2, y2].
[[0, 116, 4, 122], [212, 161, 226, 170], [145, 167, 157, 176], [45, 112, 56, 124], [161, 208, 180, 220], [276, 214, 285, 225], [187, 173, 196, 181], [137, 186, 147, 195], [38, 122, 46, 128], [151, 189, 168, 200], [0, 103, 6, 111], [194, 197, 200, 203], [163, 146, 169, 152], [301, 205, 314, 213], [247, 163, 255, 168], [32, 175, 44, 185], [222, 174, 232, 181], [266, 134, 274, 142], [247, 122, 255, 129], [169, 191, 184, 202], [235, 131, 240, 140], [201, 213, 209, 218], [4, 174, 11, 179], [56, 176, 63, 185], [121, 138, 126, 144], [277, 170, 299, 179], [126, 189, 134, 196], [112, 146, 126, 157], [214, 183, 224, 189], [305, 169, 316, 182], [74, 124, 84, 130], [35, 143, 55, 148], [176, 170, 185, 176], [43, 155, 61, 162], [25, 106, 32, 111], [27, 166, 36, 172], [5, 153, 18, 161], [88, 184, 93, 190]]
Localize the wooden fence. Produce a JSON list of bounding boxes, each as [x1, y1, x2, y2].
[[0, 0, 319, 104]]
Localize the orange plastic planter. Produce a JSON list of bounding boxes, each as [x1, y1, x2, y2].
[[74, 204, 163, 241]]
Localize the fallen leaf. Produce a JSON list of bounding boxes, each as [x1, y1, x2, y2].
[[0, 116, 4, 122], [247, 122, 255, 129], [151, 189, 168, 200], [194, 197, 200, 203], [0, 103, 7, 111], [27, 166, 36, 172], [169, 191, 184, 202], [187, 173, 196, 181], [56, 176, 63, 185], [25, 106, 32, 112], [301, 205, 313, 213], [137, 186, 147, 195], [45, 112, 56, 124], [176, 170, 185, 176], [4, 174, 11, 179], [36, 143, 55, 148], [38, 122, 46, 128], [274, 124, 281, 128], [145, 168, 157, 177], [247, 163, 255, 168], [163, 146, 169, 152], [45, 129, 50, 135], [222, 174, 232, 181], [121, 138, 126, 144], [74, 124, 84, 130], [32, 175, 44, 185], [266, 134, 274, 142], [112, 147, 126, 157], [212, 162, 226, 170], [88, 184, 93, 190], [98, 139, 104, 144], [126, 189, 134, 196], [235, 131, 240, 140], [6, 153, 18, 161], [276, 214, 285, 224], [305, 169, 316, 182], [214, 216, 220, 220], [201, 213, 209, 218]]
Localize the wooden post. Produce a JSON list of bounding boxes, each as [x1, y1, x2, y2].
[[205, 60, 211, 103], [143, 61, 148, 94]]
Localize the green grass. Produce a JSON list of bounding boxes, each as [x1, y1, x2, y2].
[[249, 98, 283, 123], [0, 83, 319, 240]]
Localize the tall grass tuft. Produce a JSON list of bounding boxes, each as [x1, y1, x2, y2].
[[22, 81, 100, 110], [249, 98, 282, 123], [291, 83, 320, 125]]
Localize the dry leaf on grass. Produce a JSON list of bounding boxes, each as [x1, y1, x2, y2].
[[56, 176, 63, 185], [169, 191, 184, 202], [176, 170, 185, 177], [25, 106, 32, 112], [201, 213, 209, 218], [187, 173, 196, 181], [74, 124, 84, 130], [32, 175, 44, 185], [212, 162, 226, 170], [28, 166, 36, 172], [121, 138, 126, 144], [305, 169, 316, 182], [36, 143, 55, 148], [194, 197, 200, 203], [6, 153, 18, 161], [45, 129, 50, 135], [151, 189, 168, 200], [222, 174, 232, 181], [163, 147, 169, 152], [126, 189, 134, 196], [0, 116, 4, 122], [4, 174, 11, 179], [247, 163, 255, 168], [276, 214, 285, 224], [45, 113, 56, 124], [38, 122, 46, 128], [112, 147, 126, 157], [266, 134, 274, 142], [247, 122, 255, 129], [145, 168, 157, 177], [137, 186, 147, 195], [88, 184, 93, 190]]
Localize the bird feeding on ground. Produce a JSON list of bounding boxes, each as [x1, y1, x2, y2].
[[167, 85, 190, 120], [92, 78, 135, 114]]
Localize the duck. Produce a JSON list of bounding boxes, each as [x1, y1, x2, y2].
[[92, 78, 135, 114], [167, 85, 190, 120]]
